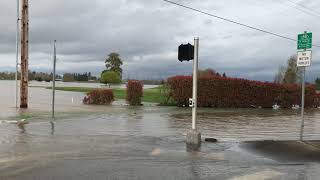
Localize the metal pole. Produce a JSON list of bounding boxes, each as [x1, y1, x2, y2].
[[192, 38, 199, 130], [52, 40, 56, 119], [300, 66, 306, 141], [15, 0, 20, 108]]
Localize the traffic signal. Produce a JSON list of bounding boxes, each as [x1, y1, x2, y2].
[[178, 43, 194, 62]]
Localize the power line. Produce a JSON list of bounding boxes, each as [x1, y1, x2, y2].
[[279, 0, 320, 18], [163, 0, 320, 48], [284, 0, 320, 17], [286, 3, 320, 18]]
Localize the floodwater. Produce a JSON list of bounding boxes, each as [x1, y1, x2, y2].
[[28, 80, 159, 89], [1, 80, 320, 179]]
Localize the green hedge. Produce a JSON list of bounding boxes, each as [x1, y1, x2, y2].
[[83, 89, 114, 105]]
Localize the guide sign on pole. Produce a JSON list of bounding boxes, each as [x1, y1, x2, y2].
[[298, 32, 312, 50], [297, 31, 312, 141]]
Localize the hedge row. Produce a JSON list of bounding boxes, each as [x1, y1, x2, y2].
[[126, 80, 143, 106], [83, 89, 114, 105], [167, 76, 319, 108]]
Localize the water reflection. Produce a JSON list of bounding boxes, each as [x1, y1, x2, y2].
[[17, 123, 26, 134], [189, 160, 200, 179], [50, 121, 55, 135]]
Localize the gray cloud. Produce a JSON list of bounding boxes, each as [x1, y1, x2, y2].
[[0, 0, 320, 81]]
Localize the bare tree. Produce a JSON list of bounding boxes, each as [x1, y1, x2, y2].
[[198, 68, 217, 77], [274, 66, 286, 84], [275, 55, 302, 84]]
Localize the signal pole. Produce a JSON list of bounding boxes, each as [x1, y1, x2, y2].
[[186, 37, 201, 151], [20, 0, 29, 108], [192, 38, 199, 130]]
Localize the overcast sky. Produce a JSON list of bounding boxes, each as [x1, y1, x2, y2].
[[0, 0, 320, 81]]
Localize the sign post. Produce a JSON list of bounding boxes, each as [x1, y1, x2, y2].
[[297, 31, 312, 141], [300, 66, 306, 141]]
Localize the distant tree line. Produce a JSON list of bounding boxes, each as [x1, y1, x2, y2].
[[29, 71, 62, 82], [139, 79, 165, 85], [63, 72, 97, 82], [0, 71, 99, 83], [0, 71, 61, 82], [0, 72, 16, 80]]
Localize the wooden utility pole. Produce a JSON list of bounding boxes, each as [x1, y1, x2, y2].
[[20, 0, 29, 108]]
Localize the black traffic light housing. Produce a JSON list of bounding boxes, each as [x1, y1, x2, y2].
[[178, 43, 194, 62]]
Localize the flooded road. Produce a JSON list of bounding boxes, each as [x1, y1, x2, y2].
[[1, 80, 320, 179]]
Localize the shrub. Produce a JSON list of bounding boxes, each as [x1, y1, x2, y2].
[[167, 76, 319, 108], [315, 93, 320, 107], [316, 78, 320, 90], [83, 89, 114, 105], [126, 80, 143, 106], [35, 77, 43, 82], [101, 71, 121, 84]]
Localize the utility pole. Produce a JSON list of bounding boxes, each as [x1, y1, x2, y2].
[[20, 0, 29, 108], [15, 0, 20, 108]]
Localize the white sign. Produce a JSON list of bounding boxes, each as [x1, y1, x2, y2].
[[297, 50, 312, 67]]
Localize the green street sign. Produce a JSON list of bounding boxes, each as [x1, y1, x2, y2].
[[298, 32, 312, 50]]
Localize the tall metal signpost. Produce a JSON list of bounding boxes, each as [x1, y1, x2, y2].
[[297, 31, 312, 141], [178, 38, 201, 150]]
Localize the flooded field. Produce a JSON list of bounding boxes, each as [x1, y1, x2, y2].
[[28, 80, 159, 89], [1, 80, 320, 141], [1, 80, 320, 179]]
